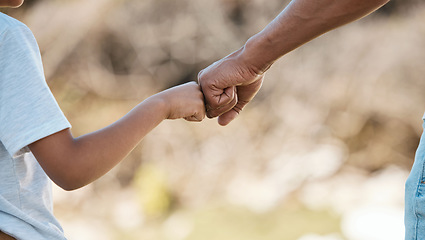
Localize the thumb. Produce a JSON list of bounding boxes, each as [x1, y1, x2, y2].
[[217, 109, 239, 126], [216, 97, 249, 126], [204, 86, 237, 118]]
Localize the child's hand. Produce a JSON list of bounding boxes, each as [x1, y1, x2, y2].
[[156, 81, 206, 122]]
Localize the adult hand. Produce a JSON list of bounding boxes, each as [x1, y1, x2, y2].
[[198, 48, 264, 126]]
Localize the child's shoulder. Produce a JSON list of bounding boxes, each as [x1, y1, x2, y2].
[[0, 12, 30, 37]]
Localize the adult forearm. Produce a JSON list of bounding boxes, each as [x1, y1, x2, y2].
[[241, 0, 389, 73]]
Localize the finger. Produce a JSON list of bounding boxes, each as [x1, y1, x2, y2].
[[184, 113, 204, 122], [197, 103, 207, 121], [200, 81, 236, 111], [217, 100, 247, 126], [217, 109, 239, 126], [196, 69, 204, 85], [206, 94, 237, 118], [206, 87, 237, 118]]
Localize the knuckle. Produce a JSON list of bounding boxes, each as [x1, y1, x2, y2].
[[197, 69, 204, 78], [206, 100, 221, 109], [206, 111, 217, 118], [209, 102, 221, 109]]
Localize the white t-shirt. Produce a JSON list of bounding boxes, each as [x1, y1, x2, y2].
[[0, 12, 71, 239]]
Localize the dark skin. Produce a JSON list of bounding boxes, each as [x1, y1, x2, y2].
[[2, 0, 206, 191], [28, 82, 205, 191], [1, 0, 390, 191], [198, 0, 390, 126], [0, 0, 23, 8]]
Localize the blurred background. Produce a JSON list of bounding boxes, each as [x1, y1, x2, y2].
[[3, 0, 425, 239]]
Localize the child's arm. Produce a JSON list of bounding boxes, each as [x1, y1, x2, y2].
[[28, 82, 205, 191]]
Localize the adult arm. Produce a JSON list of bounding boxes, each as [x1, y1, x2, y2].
[[198, 0, 390, 126], [29, 82, 205, 191]]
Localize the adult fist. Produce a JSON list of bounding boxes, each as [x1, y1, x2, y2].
[[198, 48, 264, 126]]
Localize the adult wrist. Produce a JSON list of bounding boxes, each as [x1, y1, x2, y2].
[[240, 33, 277, 75]]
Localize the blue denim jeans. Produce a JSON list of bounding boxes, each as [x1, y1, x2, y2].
[[405, 120, 425, 239]]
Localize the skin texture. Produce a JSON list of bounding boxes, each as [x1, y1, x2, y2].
[[4, 0, 390, 190], [0, 0, 23, 8], [1, 0, 206, 192], [198, 0, 390, 126], [29, 82, 205, 190]]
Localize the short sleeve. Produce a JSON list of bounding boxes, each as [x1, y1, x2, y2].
[[0, 23, 71, 157]]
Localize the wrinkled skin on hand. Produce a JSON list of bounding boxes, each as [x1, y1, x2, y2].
[[198, 49, 264, 126]]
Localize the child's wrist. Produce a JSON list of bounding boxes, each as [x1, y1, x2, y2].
[[146, 94, 170, 120]]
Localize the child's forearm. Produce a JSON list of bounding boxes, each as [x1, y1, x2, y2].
[[30, 82, 204, 191], [29, 96, 169, 191], [240, 0, 389, 73]]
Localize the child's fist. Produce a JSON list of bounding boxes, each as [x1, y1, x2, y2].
[[157, 82, 205, 122]]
